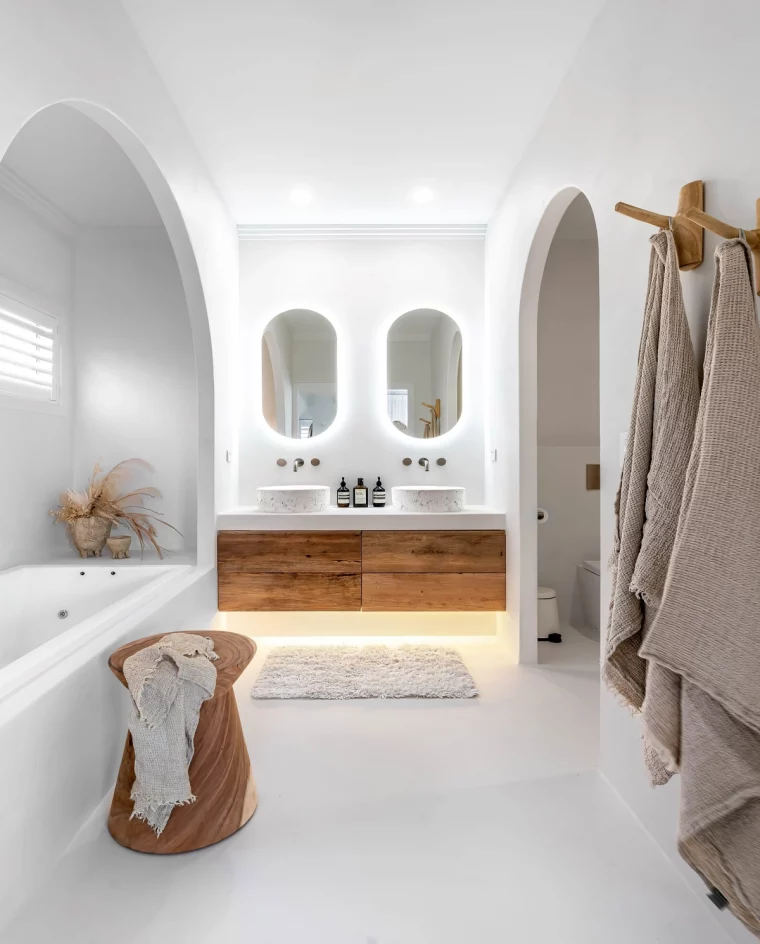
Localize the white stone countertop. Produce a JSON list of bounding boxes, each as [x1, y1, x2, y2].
[[217, 505, 506, 531]]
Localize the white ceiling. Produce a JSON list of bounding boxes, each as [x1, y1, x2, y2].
[[2, 104, 162, 227], [121, 0, 604, 224]]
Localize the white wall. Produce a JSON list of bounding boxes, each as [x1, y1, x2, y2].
[[0, 185, 74, 568], [238, 239, 485, 505], [485, 1, 759, 938], [537, 445, 599, 622], [1, 0, 240, 568], [537, 215, 599, 623], [0, 0, 237, 927], [73, 229, 197, 554]]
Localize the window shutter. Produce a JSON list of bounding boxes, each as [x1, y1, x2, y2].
[[0, 294, 58, 402]]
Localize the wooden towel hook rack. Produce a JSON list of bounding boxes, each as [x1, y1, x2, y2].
[[683, 201, 760, 295], [615, 180, 704, 271]]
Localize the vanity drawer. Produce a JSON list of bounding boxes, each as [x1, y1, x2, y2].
[[362, 530, 506, 574], [219, 573, 361, 611], [217, 531, 361, 574], [362, 573, 506, 611]]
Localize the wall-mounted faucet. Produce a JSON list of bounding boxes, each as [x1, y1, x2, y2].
[[419, 457, 430, 472], [293, 458, 304, 472]]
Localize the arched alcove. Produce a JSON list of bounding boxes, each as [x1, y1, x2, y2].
[[0, 102, 214, 564]]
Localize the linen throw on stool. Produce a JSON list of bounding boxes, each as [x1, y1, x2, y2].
[[603, 229, 699, 783], [123, 633, 218, 837], [641, 239, 760, 938]]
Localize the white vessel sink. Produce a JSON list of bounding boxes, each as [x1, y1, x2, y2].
[[256, 485, 330, 513], [392, 485, 465, 513]]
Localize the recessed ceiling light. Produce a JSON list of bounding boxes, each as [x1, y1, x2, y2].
[[290, 187, 313, 207], [410, 186, 435, 205]]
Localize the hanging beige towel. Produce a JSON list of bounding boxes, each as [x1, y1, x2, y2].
[[123, 632, 218, 837], [641, 238, 760, 938], [603, 229, 699, 782]]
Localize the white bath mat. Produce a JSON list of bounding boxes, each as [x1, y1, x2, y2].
[[251, 645, 478, 700]]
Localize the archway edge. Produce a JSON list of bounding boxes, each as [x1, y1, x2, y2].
[[516, 186, 596, 663], [1, 100, 217, 567]]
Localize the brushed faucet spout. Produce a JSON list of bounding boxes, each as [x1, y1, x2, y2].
[[419, 457, 430, 472], [293, 458, 304, 472]]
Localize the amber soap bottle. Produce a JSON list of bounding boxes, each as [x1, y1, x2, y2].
[[353, 477, 368, 507]]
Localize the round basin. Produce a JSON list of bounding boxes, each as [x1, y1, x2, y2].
[[392, 485, 465, 513], [256, 485, 330, 513]]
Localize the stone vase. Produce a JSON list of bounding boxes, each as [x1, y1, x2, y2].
[[106, 535, 131, 560], [69, 517, 112, 558]]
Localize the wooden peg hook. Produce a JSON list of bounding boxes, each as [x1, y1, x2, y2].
[[683, 201, 760, 295], [615, 180, 704, 271]]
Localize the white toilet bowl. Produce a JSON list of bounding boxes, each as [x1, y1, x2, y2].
[[576, 560, 600, 639], [537, 586, 560, 635]]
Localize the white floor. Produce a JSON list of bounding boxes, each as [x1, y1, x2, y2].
[[5, 629, 731, 943]]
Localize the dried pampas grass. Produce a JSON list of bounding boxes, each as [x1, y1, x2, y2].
[[50, 458, 180, 558]]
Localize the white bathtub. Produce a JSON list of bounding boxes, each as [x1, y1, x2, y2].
[[0, 562, 216, 931], [0, 563, 192, 704]]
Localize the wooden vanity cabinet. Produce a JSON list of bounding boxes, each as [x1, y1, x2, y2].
[[217, 529, 506, 612], [361, 531, 506, 611], [217, 531, 361, 611]]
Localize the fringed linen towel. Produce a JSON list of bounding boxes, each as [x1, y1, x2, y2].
[[603, 229, 699, 782], [123, 632, 218, 837], [641, 238, 760, 938]]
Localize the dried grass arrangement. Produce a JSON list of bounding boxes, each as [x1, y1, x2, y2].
[[50, 459, 180, 558]]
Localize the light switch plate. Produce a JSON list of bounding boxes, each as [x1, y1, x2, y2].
[[490, 449, 497, 462]]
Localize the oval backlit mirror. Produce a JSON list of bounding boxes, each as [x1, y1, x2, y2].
[[386, 308, 462, 438], [262, 309, 337, 439]]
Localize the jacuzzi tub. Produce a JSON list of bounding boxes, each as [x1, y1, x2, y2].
[[0, 563, 192, 704]]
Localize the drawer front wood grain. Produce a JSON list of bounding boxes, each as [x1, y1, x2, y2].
[[361, 573, 506, 611], [219, 573, 361, 611], [361, 530, 506, 574], [217, 531, 361, 574]]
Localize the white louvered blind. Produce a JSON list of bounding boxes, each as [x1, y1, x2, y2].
[[0, 294, 58, 403]]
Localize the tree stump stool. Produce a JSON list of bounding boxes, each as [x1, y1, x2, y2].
[[107, 630, 257, 854]]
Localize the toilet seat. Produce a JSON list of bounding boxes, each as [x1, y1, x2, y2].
[[538, 586, 556, 600]]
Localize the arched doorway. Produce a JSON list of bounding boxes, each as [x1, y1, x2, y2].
[[536, 194, 600, 660], [517, 188, 599, 663], [0, 102, 214, 563]]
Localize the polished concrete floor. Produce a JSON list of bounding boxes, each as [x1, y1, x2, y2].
[[5, 630, 732, 943]]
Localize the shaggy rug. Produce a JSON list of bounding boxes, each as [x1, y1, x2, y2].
[[251, 645, 478, 700]]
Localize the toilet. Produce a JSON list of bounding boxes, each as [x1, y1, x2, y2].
[[576, 560, 601, 638], [537, 586, 560, 635]]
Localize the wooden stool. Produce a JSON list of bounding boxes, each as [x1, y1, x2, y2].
[[107, 630, 257, 854]]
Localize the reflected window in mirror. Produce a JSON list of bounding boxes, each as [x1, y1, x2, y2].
[[386, 309, 462, 438], [261, 309, 337, 439]]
